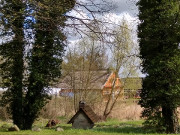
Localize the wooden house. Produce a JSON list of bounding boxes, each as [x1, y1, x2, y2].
[[68, 101, 99, 129], [102, 72, 124, 102], [57, 70, 124, 102]]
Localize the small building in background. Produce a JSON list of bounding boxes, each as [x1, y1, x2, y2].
[[57, 70, 124, 102], [102, 72, 124, 102], [68, 101, 99, 129]]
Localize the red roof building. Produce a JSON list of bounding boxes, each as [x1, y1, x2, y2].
[[57, 70, 124, 101]]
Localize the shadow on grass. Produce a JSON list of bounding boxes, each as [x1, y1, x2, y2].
[[57, 122, 156, 134], [93, 125, 155, 134]]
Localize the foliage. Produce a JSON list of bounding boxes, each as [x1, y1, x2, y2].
[[61, 35, 107, 112], [103, 18, 138, 119], [0, 0, 75, 130], [110, 18, 137, 74], [63, 36, 107, 72], [137, 0, 180, 133], [0, 0, 26, 129]]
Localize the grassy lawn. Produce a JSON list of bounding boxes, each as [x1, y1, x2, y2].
[[0, 119, 172, 135]]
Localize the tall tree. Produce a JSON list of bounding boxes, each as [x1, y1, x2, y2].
[[0, 0, 25, 129], [0, 0, 75, 129], [23, 0, 75, 129], [103, 18, 137, 119], [137, 0, 180, 133], [62, 35, 107, 112]]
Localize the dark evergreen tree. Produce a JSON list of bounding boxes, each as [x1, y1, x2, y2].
[[137, 0, 180, 133], [0, 0, 25, 129], [0, 0, 75, 129], [23, 0, 75, 129]]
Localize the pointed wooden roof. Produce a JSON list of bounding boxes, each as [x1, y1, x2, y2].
[[68, 103, 99, 124]]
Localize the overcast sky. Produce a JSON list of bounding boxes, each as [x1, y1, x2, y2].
[[104, 0, 138, 16], [67, 0, 139, 40]]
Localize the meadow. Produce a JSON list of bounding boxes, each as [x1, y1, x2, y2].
[[0, 97, 177, 135], [0, 119, 173, 135]]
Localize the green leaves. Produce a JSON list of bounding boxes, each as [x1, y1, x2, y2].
[[137, 0, 180, 133], [0, 0, 75, 130]]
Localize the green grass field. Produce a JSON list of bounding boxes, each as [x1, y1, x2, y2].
[[0, 119, 173, 135]]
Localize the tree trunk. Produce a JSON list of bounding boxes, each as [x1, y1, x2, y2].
[[10, 2, 25, 130], [162, 106, 179, 134]]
